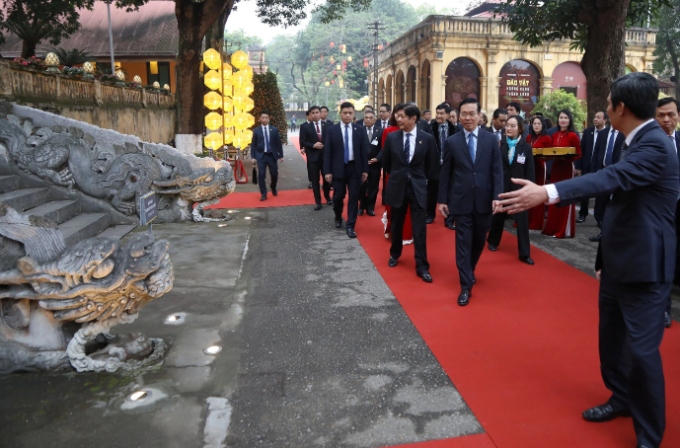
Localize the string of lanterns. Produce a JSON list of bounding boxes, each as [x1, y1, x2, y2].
[[203, 48, 255, 152], [311, 40, 390, 89]]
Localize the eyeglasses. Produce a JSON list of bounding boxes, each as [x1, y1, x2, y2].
[[459, 113, 478, 119]]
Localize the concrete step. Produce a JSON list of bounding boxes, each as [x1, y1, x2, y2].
[[97, 224, 138, 240], [58, 213, 111, 246], [26, 200, 81, 224], [0, 187, 49, 211], [0, 175, 18, 194]]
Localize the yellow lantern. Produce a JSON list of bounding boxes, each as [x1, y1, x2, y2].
[[348, 56, 352, 62], [223, 113, 234, 128], [231, 50, 248, 69], [244, 97, 254, 112], [205, 112, 222, 131], [204, 132, 222, 149], [244, 113, 255, 127], [132, 75, 142, 83], [243, 128, 253, 145], [325, 81, 330, 87], [222, 62, 233, 80], [242, 81, 254, 96], [203, 48, 221, 70], [240, 65, 254, 80], [223, 96, 233, 111], [231, 71, 245, 89], [336, 64, 341, 70], [83, 61, 95, 78], [233, 112, 249, 130], [233, 132, 246, 148], [223, 127, 234, 144], [204, 91, 222, 110], [45, 52, 60, 73], [204, 70, 221, 90], [220, 80, 233, 96], [233, 93, 246, 110]]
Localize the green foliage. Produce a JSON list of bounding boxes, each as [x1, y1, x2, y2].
[[49, 47, 92, 66], [653, 0, 680, 77], [224, 28, 264, 53], [531, 90, 587, 132], [252, 71, 288, 145]]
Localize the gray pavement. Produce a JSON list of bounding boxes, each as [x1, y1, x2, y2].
[[235, 139, 311, 194]]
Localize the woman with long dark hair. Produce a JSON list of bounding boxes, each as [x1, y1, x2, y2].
[[544, 109, 581, 238], [526, 116, 553, 230]]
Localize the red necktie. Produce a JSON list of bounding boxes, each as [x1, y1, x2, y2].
[[315, 122, 322, 141]]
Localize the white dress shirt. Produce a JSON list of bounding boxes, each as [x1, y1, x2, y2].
[[382, 120, 389, 129], [491, 125, 503, 142], [545, 119, 656, 204], [402, 127, 417, 163], [341, 122, 354, 161]]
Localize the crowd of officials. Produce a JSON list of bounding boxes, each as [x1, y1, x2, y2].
[[250, 72, 680, 448]]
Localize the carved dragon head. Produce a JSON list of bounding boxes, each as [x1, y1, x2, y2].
[[152, 161, 235, 203]]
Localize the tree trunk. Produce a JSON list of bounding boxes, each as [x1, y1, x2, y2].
[[580, 0, 631, 127], [21, 39, 37, 58]]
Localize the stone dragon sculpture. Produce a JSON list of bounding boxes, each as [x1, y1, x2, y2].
[[0, 114, 235, 222], [0, 202, 174, 373]]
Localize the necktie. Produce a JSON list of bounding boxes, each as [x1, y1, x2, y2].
[[468, 133, 476, 162], [368, 127, 373, 143], [620, 142, 629, 161], [383, 120, 387, 129], [670, 135, 677, 152], [439, 125, 446, 164], [604, 130, 615, 166], [405, 132, 412, 162], [264, 126, 270, 152], [344, 125, 350, 164], [315, 121, 322, 141]]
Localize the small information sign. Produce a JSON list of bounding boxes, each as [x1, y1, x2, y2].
[[139, 192, 158, 226]]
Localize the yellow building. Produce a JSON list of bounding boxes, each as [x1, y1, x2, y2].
[[371, 14, 657, 115]]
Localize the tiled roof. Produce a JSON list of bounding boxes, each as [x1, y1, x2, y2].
[[0, 0, 178, 59]]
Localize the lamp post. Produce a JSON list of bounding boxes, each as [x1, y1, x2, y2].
[[104, 0, 116, 75]]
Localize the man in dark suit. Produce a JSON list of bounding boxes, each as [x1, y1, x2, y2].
[[250, 110, 283, 201], [323, 102, 370, 238], [576, 111, 608, 222], [448, 108, 464, 133], [483, 108, 508, 143], [428, 102, 458, 225], [656, 97, 680, 329], [379, 103, 391, 130], [438, 98, 503, 306], [358, 109, 383, 216], [300, 106, 332, 210], [506, 101, 530, 138], [355, 105, 373, 127], [589, 123, 626, 242], [496, 72, 679, 448], [383, 104, 438, 282], [320, 106, 334, 125]]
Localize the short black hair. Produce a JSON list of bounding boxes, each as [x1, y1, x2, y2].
[[533, 112, 544, 117], [610, 72, 659, 120], [529, 116, 548, 138], [449, 108, 458, 115], [507, 101, 522, 113], [423, 109, 431, 114], [658, 97, 680, 111], [308, 105, 320, 114], [340, 101, 354, 110], [389, 103, 407, 126], [320, 106, 329, 112], [436, 102, 451, 114], [557, 109, 576, 133], [260, 110, 270, 117], [507, 115, 525, 136], [305, 110, 309, 116], [594, 110, 609, 122], [363, 109, 375, 117], [402, 104, 421, 121], [363, 105, 373, 111], [380, 103, 391, 111], [459, 98, 481, 113], [493, 108, 508, 120]]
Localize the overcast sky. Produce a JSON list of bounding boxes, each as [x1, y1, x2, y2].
[[227, 0, 480, 45]]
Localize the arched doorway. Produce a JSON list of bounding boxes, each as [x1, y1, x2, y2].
[[385, 74, 393, 106], [552, 61, 586, 101], [499, 59, 541, 116], [625, 64, 637, 74], [445, 57, 481, 110], [420, 60, 431, 110], [378, 77, 385, 105], [395, 70, 405, 104], [407, 66, 417, 103]]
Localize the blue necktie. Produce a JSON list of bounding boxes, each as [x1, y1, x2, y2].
[[344, 125, 350, 164], [264, 126, 270, 153], [604, 131, 615, 166], [405, 132, 412, 162], [468, 133, 476, 162], [440, 125, 446, 164]]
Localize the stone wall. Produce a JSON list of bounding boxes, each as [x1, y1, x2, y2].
[[0, 60, 176, 144]]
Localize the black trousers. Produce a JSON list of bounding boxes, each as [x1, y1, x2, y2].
[[307, 160, 331, 204], [594, 195, 610, 226], [578, 198, 590, 218], [453, 211, 492, 290], [257, 153, 278, 196], [426, 179, 439, 219], [487, 210, 530, 259], [332, 162, 361, 228], [599, 273, 669, 448], [390, 182, 429, 272], [359, 164, 381, 212]]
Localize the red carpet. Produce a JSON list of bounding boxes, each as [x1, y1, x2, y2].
[[207, 189, 314, 209]]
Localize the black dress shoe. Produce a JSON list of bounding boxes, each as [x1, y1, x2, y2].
[[314, 204, 323, 211], [346, 228, 357, 238], [327, 200, 333, 205], [582, 403, 631, 422], [335, 219, 342, 228], [358, 209, 364, 216], [458, 289, 471, 306], [417, 270, 433, 283], [589, 234, 602, 242], [488, 244, 497, 252], [426, 217, 434, 224], [388, 257, 398, 267], [520, 257, 535, 265], [447, 223, 456, 231], [308, 183, 313, 189], [272, 188, 278, 196], [665, 311, 672, 328], [576, 215, 586, 223], [367, 210, 375, 216], [260, 196, 267, 201]]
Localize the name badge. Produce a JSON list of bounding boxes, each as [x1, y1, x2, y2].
[[517, 154, 526, 164], [371, 138, 379, 145]]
